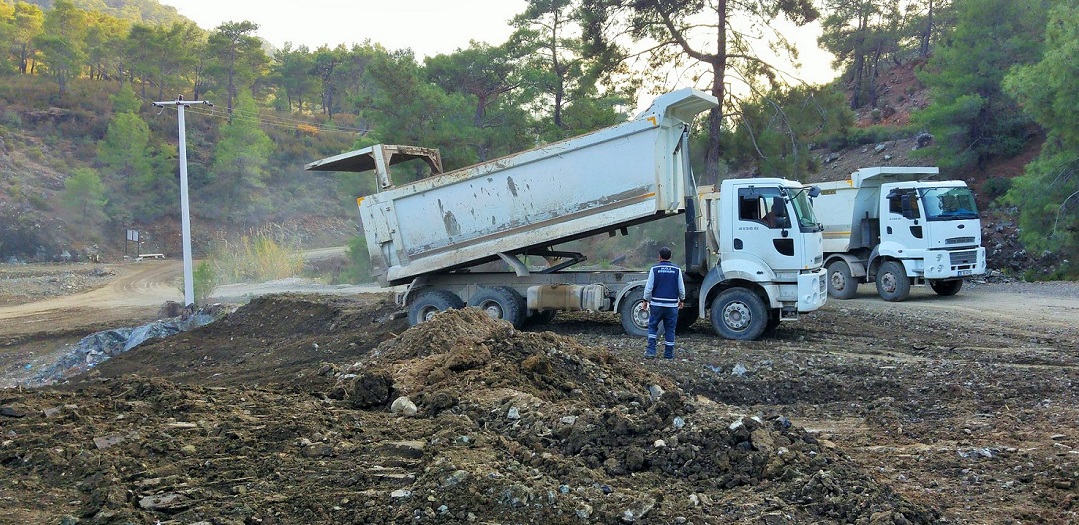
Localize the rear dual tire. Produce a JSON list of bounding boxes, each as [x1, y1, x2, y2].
[[468, 286, 527, 329], [619, 288, 696, 337], [408, 290, 465, 325]]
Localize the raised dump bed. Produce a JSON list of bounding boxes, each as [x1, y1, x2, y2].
[[307, 89, 716, 286]]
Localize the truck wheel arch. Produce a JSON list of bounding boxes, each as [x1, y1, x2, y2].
[[823, 254, 866, 278], [698, 266, 768, 313], [612, 280, 649, 315], [823, 254, 866, 300]]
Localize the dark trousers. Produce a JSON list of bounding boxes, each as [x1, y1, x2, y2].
[[645, 305, 678, 358]]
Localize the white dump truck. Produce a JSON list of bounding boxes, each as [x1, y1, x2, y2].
[[815, 167, 986, 302], [307, 89, 827, 340]]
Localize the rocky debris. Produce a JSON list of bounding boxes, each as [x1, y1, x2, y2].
[[0, 303, 942, 524]]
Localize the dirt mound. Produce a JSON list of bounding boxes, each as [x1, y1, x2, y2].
[[1, 304, 938, 524], [80, 293, 408, 389]]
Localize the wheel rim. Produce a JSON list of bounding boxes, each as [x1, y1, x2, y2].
[[631, 301, 649, 330], [420, 305, 440, 322], [480, 301, 505, 320], [830, 270, 847, 291], [722, 301, 752, 332], [880, 271, 898, 294]]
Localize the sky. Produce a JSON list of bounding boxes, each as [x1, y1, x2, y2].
[[158, 0, 837, 90], [159, 0, 528, 58]]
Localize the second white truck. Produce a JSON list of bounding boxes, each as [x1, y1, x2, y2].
[[308, 89, 828, 340], [815, 167, 986, 302]]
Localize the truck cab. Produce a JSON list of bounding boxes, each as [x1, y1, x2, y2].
[[685, 179, 827, 339], [817, 167, 986, 302]]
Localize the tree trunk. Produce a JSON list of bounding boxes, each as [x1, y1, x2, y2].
[[475, 94, 488, 161], [920, 0, 934, 57], [19, 44, 28, 74], [704, 0, 728, 184]]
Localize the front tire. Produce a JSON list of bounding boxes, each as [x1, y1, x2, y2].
[[827, 260, 859, 300], [710, 288, 768, 341], [468, 286, 526, 328], [930, 279, 963, 296], [408, 290, 465, 326], [875, 260, 911, 302]]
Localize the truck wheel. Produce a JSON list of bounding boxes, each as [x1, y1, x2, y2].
[[710, 288, 768, 341], [408, 290, 465, 326], [619, 288, 650, 337], [827, 260, 858, 300], [468, 286, 526, 328], [930, 279, 963, 296], [875, 260, 911, 302]]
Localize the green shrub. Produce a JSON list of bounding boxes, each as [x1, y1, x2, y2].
[[175, 260, 219, 305], [193, 261, 218, 304], [28, 192, 49, 210], [1, 110, 20, 127], [982, 177, 1013, 202]]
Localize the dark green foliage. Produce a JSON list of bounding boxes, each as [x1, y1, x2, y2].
[[1002, 1, 1079, 277], [60, 167, 106, 234], [361, 49, 479, 174], [818, 0, 902, 109], [982, 177, 1012, 203], [578, 0, 821, 183], [725, 84, 855, 180], [425, 43, 536, 161], [823, 124, 909, 151], [204, 90, 273, 222], [913, 0, 1049, 169]]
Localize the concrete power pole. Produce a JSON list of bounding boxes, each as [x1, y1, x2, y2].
[[153, 96, 213, 307]]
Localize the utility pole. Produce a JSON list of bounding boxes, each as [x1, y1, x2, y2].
[[153, 95, 212, 307]]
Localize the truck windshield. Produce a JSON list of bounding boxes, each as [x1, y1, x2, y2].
[[920, 187, 979, 221], [790, 189, 820, 231]]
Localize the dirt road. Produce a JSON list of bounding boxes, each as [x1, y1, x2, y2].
[[0, 260, 182, 339]]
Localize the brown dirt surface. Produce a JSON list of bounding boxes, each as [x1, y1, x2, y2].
[[2, 281, 1078, 524]]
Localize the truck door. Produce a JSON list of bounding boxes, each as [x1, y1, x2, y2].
[[881, 188, 924, 254], [734, 187, 803, 270]]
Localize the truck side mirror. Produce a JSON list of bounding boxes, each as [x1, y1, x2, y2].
[[808, 186, 821, 198], [771, 196, 791, 229]]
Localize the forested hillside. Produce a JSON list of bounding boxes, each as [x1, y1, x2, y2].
[[0, 0, 1075, 279]]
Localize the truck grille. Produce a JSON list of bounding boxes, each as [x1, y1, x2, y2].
[[946, 236, 976, 245], [949, 250, 978, 265]]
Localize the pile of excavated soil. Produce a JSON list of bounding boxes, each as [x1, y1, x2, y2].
[[0, 296, 937, 524]]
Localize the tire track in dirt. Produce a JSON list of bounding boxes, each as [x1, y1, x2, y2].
[[0, 260, 181, 338]]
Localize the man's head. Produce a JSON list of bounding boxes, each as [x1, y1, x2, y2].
[[659, 246, 672, 261]]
